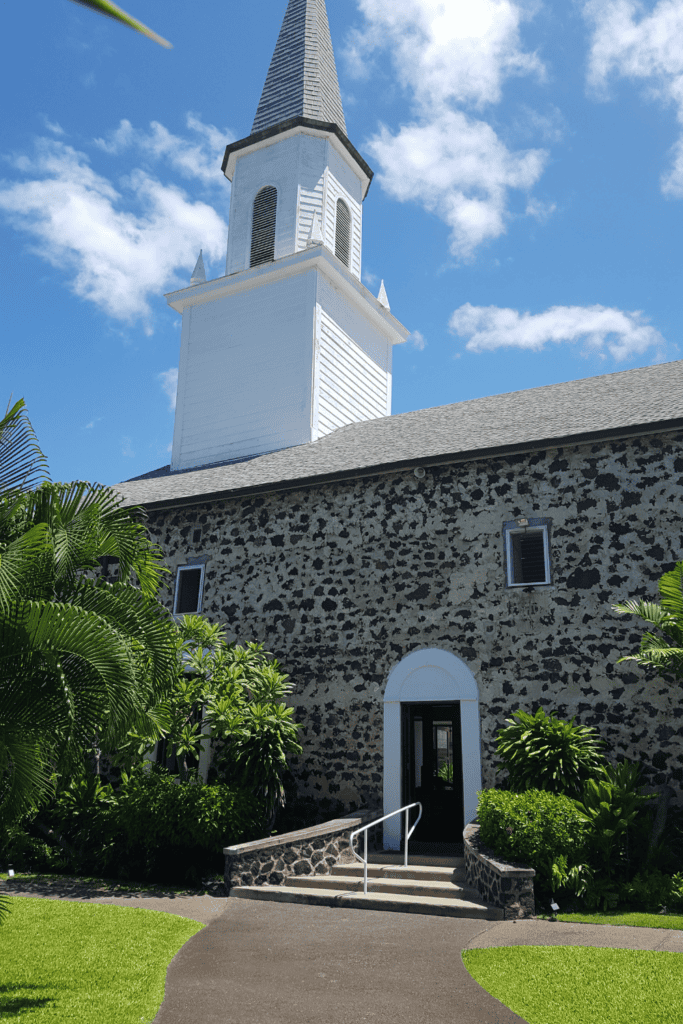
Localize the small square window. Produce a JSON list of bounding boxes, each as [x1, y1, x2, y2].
[[503, 520, 551, 586], [174, 565, 205, 614]]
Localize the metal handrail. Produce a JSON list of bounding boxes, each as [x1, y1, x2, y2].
[[349, 802, 422, 895]]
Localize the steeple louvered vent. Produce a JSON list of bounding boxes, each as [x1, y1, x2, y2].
[[250, 186, 277, 267], [335, 199, 351, 267]]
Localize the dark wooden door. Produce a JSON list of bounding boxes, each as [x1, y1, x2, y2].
[[402, 703, 464, 844]]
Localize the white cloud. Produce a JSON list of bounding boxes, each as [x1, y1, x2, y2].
[[525, 196, 557, 222], [367, 110, 547, 257], [121, 436, 135, 458], [158, 367, 178, 410], [583, 0, 683, 196], [94, 112, 232, 186], [449, 302, 666, 360], [410, 329, 427, 350], [347, 0, 542, 109], [0, 127, 228, 333], [347, 0, 548, 257], [42, 117, 65, 136]]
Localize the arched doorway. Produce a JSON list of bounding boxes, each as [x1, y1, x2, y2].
[[383, 648, 482, 851]]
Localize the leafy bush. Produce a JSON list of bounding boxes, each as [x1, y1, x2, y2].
[[572, 759, 656, 882], [620, 869, 683, 913], [3, 764, 267, 886], [111, 617, 303, 829], [477, 787, 591, 900], [494, 707, 608, 800]]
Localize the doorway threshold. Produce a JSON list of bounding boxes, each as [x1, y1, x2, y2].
[[408, 841, 464, 858]]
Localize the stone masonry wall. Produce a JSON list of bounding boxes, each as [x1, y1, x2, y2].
[[464, 823, 536, 919], [224, 812, 377, 890], [147, 430, 683, 812]]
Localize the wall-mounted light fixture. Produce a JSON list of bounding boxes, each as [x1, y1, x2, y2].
[[516, 517, 529, 528], [414, 467, 426, 478]]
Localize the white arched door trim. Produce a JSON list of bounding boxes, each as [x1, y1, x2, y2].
[[383, 647, 482, 850]]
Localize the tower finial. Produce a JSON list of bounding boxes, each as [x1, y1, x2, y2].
[[377, 280, 390, 311], [252, 0, 346, 135], [191, 249, 206, 285], [307, 212, 324, 247]]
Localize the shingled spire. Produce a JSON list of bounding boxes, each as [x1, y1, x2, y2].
[[252, 0, 347, 136]]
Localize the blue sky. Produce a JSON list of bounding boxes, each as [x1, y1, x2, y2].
[[2, 0, 682, 485]]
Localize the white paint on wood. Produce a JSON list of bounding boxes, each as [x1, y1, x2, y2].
[[324, 158, 362, 279], [171, 271, 316, 470], [316, 308, 389, 436], [169, 231, 407, 472], [226, 133, 364, 278]]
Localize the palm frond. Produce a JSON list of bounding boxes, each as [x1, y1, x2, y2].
[[0, 890, 11, 926], [67, 0, 171, 48], [0, 399, 50, 494], [0, 724, 54, 825], [659, 562, 683, 617], [0, 523, 52, 610], [613, 599, 675, 627], [21, 482, 167, 597]]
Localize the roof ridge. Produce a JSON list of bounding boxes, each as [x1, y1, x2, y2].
[[383, 358, 683, 424]]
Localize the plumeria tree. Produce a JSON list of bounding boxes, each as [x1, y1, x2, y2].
[[111, 615, 303, 829]]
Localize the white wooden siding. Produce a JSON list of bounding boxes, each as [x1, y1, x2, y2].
[[171, 273, 315, 470], [324, 171, 362, 280], [297, 178, 324, 251], [317, 309, 388, 435], [226, 134, 364, 274]]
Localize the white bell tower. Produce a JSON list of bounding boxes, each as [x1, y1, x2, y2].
[[166, 0, 408, 473]]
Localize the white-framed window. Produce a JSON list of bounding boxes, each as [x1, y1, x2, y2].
[[174, 564, 205, 614], [503, 518, 552, 587], [250, 185, 277, 267], [335, 198, 351, 267]]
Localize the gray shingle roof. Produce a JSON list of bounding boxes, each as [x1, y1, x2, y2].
[[252, 0, 346, 135], [115, 360, 683, 511]]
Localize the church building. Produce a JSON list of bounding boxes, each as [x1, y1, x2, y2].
[[117, 0, 683, 851]]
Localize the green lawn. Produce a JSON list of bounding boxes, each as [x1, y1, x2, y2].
[[462, 946, 683, 1024], [538, 908, 683, 929], [4, 873, 683, 1024], [0, 896, 204, 1023]]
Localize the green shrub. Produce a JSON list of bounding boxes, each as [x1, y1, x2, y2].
[[572, 759, 656, 882], [0, 821, 67, 874], [494, 707, 608, 800], [477, 787, 591, 899], [4, 764, 268, 886], [620, 870, 683, 913]]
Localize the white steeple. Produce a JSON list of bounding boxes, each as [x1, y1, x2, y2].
[[166, 0, 408, 472]]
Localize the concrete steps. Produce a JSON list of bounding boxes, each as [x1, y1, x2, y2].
[[229, 857, 504, 920]]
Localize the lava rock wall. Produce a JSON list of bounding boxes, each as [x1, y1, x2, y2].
[[147, 429, 683, 811]]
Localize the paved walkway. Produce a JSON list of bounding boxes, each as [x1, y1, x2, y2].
[[6, 880, 683, 1024]]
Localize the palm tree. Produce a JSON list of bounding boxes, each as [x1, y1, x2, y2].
[[67, 0, 171, 48], [0, 399, 177, 921], [614, 561, 683, 684]]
